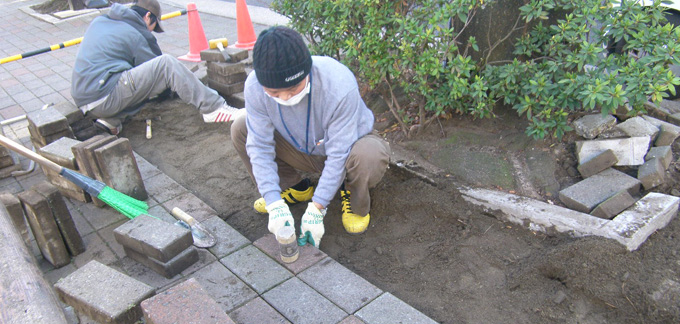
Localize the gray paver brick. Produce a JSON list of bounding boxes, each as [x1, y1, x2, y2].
[[207, 69, 247, 84], [17, 189, 70, 267], [572, 114, 617, 139], [162, 191, 217, 223], [263, 277, 347, 324], [142, 278, 235, 324], [179, 246, 218, 276], [645, 146, 673, 170], [124, 246, 198, 279], [202, 215, 250, 258], [229, 297, 291, 324], [113, 215, 193, 262], [642, 115, 680, 146], [298, 257, 382, 314], [206, 61, 246, 75], [615, 116, 659, 142], [51, 100, 83, 124], [72, 232, 117, 268], [638, 158, 665, 190], [26, 106, 69, 136], [355, 293, 438, 324], [338, 315, 366, 324], [189, 260, 258, 312], [253, 234, 327, 275], [0, 191, 31, 246], [221, 245, 293, 294], [94, 137, 148, 201], [590, 190, 637, 219], [576, 137, 650, 166], [144, 173, 189, 204], [208, 78, 245, 96], [577, 149, 617, 178], [559, 168, 641, 213], [54, 260, 155, 324], [33, 181, 85, 255]]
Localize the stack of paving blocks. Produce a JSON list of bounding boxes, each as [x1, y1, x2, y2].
[[114, 215, 198, 278], [55, 260, 156, 324], [51, 101, 97, 141], [201, 46, 250, 108], [27, 105, 76, 151], [38, 137, 89, 202], [0, 128, 21, 179], [10, 181, 85, 268]]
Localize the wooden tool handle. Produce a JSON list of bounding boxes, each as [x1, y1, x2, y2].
[[171, 207, 196, 226], [0, 134, 62, 173]]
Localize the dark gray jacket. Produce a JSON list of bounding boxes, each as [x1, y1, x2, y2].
[[71, 3, 161, 107]]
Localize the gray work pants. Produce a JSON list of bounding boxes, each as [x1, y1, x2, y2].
[[88, 54, 225, 121], [231, 114, 391, 216]]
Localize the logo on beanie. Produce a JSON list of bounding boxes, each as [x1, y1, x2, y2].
[[285, 70, 305, 83]]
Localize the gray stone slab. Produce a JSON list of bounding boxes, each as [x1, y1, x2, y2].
[[144, 173, 189, 204], [559, 168, 641, 213], [572, 114, 617, 139], [229, 297, 291, 324], [200, 48, 249, 63], [124, 245, 198, 279], [33, 181, 85, 256], [206, 61, 246, 76], [77, 200, 128, 230], [355, 292, 438, 324], [642, 115, 680, 146], [614, 116, 659, 143], [576, 137, 650, 166], [51, 101, 83, 124], [207, 69, 247, 85], [645, 146, 673, 169], [161, 191, 217, 223], [27, 106, 69, 136], [189, 260, 258, 313], [227, 91, 245, 108], [298, 257, 382, 314], [253, 234, 327, 275], [94, 138, 148, 201], [113, 215, 193, 262], [0, 191, 31, 246], [577, 149, 618, 178], [38, 137, 80, 169], [262, 277, 347, 324], [202, 215, 249, 258], [221, 245, 293, 294], [54, 260, 155, 324], [638, 158, 665, 190], [591, 190, 637, 219], [604, 192, 679, 250], [17, 189, 70, 267]]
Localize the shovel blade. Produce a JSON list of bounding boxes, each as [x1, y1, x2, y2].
[[175, 220, 217, 248]]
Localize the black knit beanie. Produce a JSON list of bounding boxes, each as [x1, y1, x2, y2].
[[253, 26, 312, 89]]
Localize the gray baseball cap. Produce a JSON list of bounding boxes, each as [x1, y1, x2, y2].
[[134, 0, 164, 33]]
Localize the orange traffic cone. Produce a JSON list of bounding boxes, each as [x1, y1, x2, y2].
[[233, 0, 256, 50], [178, 3, 209, 62]]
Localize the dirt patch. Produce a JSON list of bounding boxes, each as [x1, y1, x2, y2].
[[123, 97, 680, 323]]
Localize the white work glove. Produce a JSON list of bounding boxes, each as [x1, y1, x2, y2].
[[298, 202, 326, 248], [266, 199, 294, 235]]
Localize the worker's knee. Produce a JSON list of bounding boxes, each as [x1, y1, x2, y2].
[[230, 114, 248, 148]]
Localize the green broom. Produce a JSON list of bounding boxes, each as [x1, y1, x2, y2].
[[0, 134, 148, 219]]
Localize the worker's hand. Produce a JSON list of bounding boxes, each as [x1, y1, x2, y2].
[[298, 202, 326, 248], [265, 199, 294, 235]]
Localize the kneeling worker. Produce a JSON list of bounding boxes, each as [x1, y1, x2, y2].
[[231, 26, 391, 248]]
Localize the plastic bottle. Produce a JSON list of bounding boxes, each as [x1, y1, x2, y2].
[[276, 226, 299, 263]]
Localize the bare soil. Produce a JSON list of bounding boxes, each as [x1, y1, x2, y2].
[[122, 98, 680, 324]]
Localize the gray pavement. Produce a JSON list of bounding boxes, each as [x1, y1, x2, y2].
[[0, 1, 437, 323]]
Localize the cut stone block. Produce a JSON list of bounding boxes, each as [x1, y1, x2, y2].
[[33, 181, 85, 256], [0, 191, 31, 246], [220, 245, 292, 294], [142, 278, 235, 324], [638, 158, 665, 190], [94, 137, 148, 201], [54, 260, 155, 324], [27, 106, 70, 136], [29, 127, 76, 148], [577, 149, 618, 178], [17, 189, 70, 267], [590, 190, 637, 219], [208, 79, 245, 96], [206, 61, 246, 76], [614, 116, 659, 144], [559, 168, 641, 213], [642, 115, 680, 146], [355, 293, 438, 324], [262, 277, 347, 324], [576, 137, 650, 166], [645, 146, 673, 170], [207, 69, 247, 85], [572, 114, 617, 139], [113, 215, 193, 262], [669, 113, 680, 126], [52, 101, 84, 124], [72, 135, 115, 207], [124, 246, 198, 279]]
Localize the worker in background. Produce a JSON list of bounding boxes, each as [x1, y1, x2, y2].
[[231, 26, 391, 248], [71, 0, 243, 135]]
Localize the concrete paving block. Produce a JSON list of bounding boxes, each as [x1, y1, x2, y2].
[[17, 189, 70, 267], [576, 137, 650, 166], [70, 117, 95, 133], [54, 260, 155, 324], [27, 106, 70, 136], [72, 231, 118, 268], [642, 115, 680, 146], [52, 101, 83, 124], [590, 190, 637, 219], [645, 146, 673, 170], [208, 78, 245, 96], [221, 245, 293, 294], [338, 315, 366, 324], [263, 277, 347, 324], [667, 112, 680, 126], [572, 114, 617, 139], [0, 191, 32, 246], [229, 297, 291, 324], [124, 246, 199, 279], [117, 256, 182, 290], [355, 292, 438, 324], [113, 215, 193, 262], [33, 181, 85, 256], [202, 216, 249, 258], [189, 261, 258, 312], [604, 192, 679, 250], [207, 69, 247, 85], [206, 61, 246, 76], [71, 134, 105, 179], [253, 234, 327, 275], [94, 138, 148, 201], [200, 48, 249, 63], [41, 166, 90, 202], [614, 116, 659, 143], [133, 152, 162, 180], [638, 158, 665, 190], [142, 278, 235, 324], [39, 137, 81, 169], [162, 191, 216, 223], [74, 125, 99, 142], [0, 155, 15, 168], [227, 91, 245, 108], [298, 257, 382, 314], [77, 200, 128, 230], [144, 173, 189, 204], [74, 134, 118, 207], [179, 246, 218, 276], [577, 149, 618, 178], [559, 168, 641, 213]]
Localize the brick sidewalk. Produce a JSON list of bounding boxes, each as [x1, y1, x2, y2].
[[0, 1, 438, 323]]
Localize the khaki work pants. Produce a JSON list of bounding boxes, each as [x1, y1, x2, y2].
[[231, 114, 391, 216]]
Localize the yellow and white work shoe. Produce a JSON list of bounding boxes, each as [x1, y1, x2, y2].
[[340, 188, 370, 234], [254, 178, 315, 213], [203, 105, 244, 123]]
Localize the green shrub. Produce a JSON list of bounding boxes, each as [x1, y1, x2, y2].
[[273, 0, 680, 139]]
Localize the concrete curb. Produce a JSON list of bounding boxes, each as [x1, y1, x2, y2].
[[160, 0, 289, 26]]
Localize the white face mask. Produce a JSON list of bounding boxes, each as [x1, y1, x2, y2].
[[269, 79, 311, 106]]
